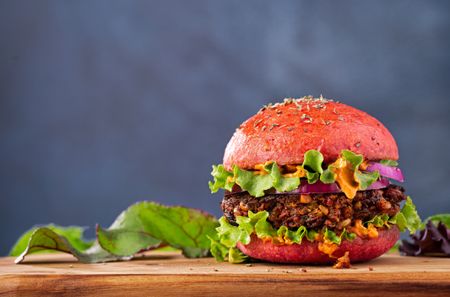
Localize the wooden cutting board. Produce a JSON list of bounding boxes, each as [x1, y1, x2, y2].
[[1, 251, 450, 297]]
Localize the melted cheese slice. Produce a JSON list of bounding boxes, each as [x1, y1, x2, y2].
[[351, 220, 379, 239], [253, 163, 269, 175], [318, 240, 338, 258], [282, 165, 306, 178], [329, 157, 359, 199], [253, 163, 306, 178]]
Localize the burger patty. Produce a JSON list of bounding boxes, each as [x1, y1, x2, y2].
[[221, 185, 406, 231]]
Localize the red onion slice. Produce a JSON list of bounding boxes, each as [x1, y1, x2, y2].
[[227, 177, 390, 195], [281, 180, 340, 194], [366, 162, 404, 182], [366, 177, 391, 190]]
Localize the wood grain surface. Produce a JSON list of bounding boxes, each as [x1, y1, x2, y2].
[[1, 251, 450, 296]]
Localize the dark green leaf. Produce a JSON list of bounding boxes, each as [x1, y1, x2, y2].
[[10, 225, 93, 257], [13, 202, 219, 263], [97, 202, 218, 258], [14, 228, 129, 264]]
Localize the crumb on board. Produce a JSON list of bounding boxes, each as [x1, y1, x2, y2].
[[333, 251, 351, 269]]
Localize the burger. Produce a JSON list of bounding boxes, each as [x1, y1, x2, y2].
[[208, 96, 421, 267]]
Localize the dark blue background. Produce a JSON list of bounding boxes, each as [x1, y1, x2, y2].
[[1, 1, 450, 255]]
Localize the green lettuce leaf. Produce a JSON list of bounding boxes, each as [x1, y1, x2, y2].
[[277, 225, 307, 243], [216, 216, 250, 247], [210, 210, 356, 263], [208, 235, 247, 263], [211, 197, 421, 263], [380, 159, 399, 167], [322, 228, 356, 244], [323, 228, 341, 244], [389, 196, 421, 234], [265, 163, 300, 192], [306, 229, 318, 241], [319, 150, 379, 191], [209, 164, 234, 192], [366, 214, 390, 228], [209, 149, 384, 196], [302, 150, 324, 173], [228, 247, 248, 263], [302, 150, 324, 184], [341, 150, 363, 169], [234, 166, 273, 197], [342, 150, 380, 190], [355, 170, 380, 190], [12, 202, 218, 263], [320, 168, 336, 184]]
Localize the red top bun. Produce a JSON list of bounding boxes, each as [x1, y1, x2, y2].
[[223, 97, 398, 170]]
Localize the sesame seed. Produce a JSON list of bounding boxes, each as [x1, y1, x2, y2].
[[338, 115, 345, 121], [269, 123, 279, 131], [258, 96, 332, 113], [355, 142, 361, 148], [313, 103, 326, 110], [301, 114, 313, 123]]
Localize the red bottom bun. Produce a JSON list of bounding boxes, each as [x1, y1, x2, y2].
[[236, 226, 399, 264]]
